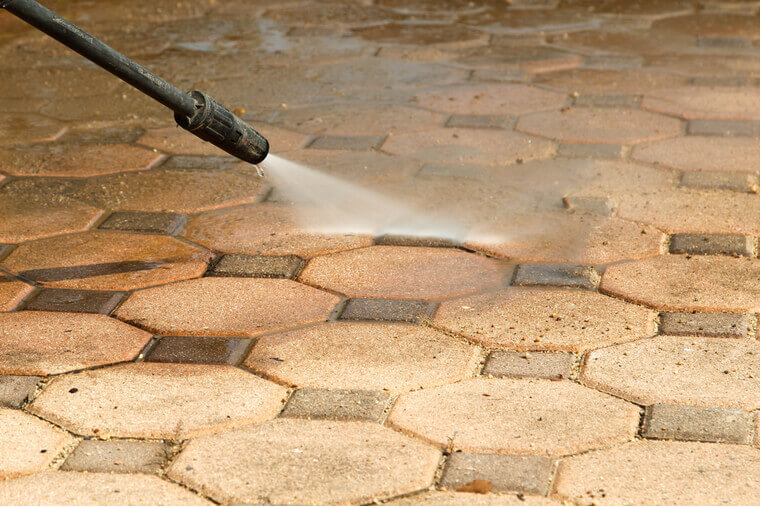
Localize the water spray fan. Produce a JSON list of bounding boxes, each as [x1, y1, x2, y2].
[[1, 0, 270, 167]]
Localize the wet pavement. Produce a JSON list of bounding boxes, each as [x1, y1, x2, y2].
[[2, 0, 760, 504]]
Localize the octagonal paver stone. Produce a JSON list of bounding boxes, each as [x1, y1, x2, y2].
[[517, 108, 682, 144], [582, 336, 760, 410], [0, 276, 33, 312], [115, 278, 339, 337], [555, 440, 760, 505], [390, 492, 561, 506], [70, 169, 268, 213], [414, 84, 566, 116], [169, 418, 440, 505], [601, 255, 760, 312], [137, 127, 230, 156], [534, 69, 690, 95], [0, 472, 211, 505], [382, 128, 556, 167], [246, 322, 479, 392], [182, 204, 374, 257], [434, 287, 656, 353], [465, 215, 666, 264], [643, 87, 760, 120], [615, 188, 760, 234], [0, 194, 103, 244], [652, 13, 760, 39], [0, 143, 163, 177], [0, 311, 151, 375], [0, 408, 76, 479], [299, 246, 507, 300], [0, 231, 212, 291], [0, 114, 67, 146], [388, 378, 639, 455], [29, 363, 287, 439], [632, 136, 760, 173]]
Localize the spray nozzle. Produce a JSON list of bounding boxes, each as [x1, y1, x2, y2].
[[175, 90, 269, 166]]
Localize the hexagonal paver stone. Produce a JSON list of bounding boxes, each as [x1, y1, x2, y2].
[[115, 278, 339, 337], [246, 322, 479, 392], [0, 231, 212, 291], [0, 113, 67, 146], [414, 84, 566, 116], [182, 204, 374, 257], [299, 246, 507, 299], [0, 194, 103, 244], [533, 69, 690, 95], [389, 492, 561, 506], [273, 104, 443, 135], [516, 108, 681, 144], [70, 169, 268, 213], [434, 287, 656, 353], [0, 276, 33, 311], [632, 136, 760, 173], [555, 440, 760, 505], [465, 215, 665, 264], [615, 189, 760, 234], [169, 419, 441, 505], [0, 143, 163, 177], [0, 472, 211, 505], [0, 408, 76, 479], [382, 129, 556, 167], [29, 363, 287, 439], [137, 127, 230, 156], [582, 336, 760, 410], [0, 312, 151, 375], [601, 255, 760, 312], [389, 379, 638, 455], [642, 87, 760, 120]]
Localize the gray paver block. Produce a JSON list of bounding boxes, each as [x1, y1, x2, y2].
[[0, 375, 40, 408], [209, 254, 303, 279], [446, 115, 513, 129], [483, 351, 574, 380], [696, 36, 751, 48], [558, 143, 625, 159], [658, 312, 753, 338], [308, 135, 384, 151], [60, 439, 168, 473], [146, 336, 250, 365], [643, 404, 754, 444], [161, 155, 237, 170], [417, 164, 487, 179], [691, 76, 754, 87], [339, 298, 434, 323], [375, 235, 460, 248], [280, 388, 392, 422], [679, 171, 759, 192], [562, 195, 617, 215], [575, 94, 640, 107], [98, 211, 186, 234], [669, 233, 753, 256], [582, 55, 643, 69], [514, 263, 600, 289], [440, 452, 553, 495], [23, 289, 123, 314], [687, 119, 756, 137]]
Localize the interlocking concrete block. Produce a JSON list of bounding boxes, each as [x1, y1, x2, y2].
[[374, 235, 460, 248], [643, 404, 753, 444], [669, 233, 754, 256], [280, 388, 392, 422], [389, 492, 560, 505], [659, 312, 753, 338], [24, 289, 123, 314], [687, 119, 756, 137], [415, 84, 566, 116], [440, 453, 553, 495], [557, 143, 625, 159], [483, 351, 574, 380], [679, 171, 759, 192], [98, 212, 185, 234], [61, 440, 168, 473], [339, 298, 434, 323], [643, 86, 760, 120], [308, 135, 384, 151], [633, 136, 760, 173], [574, 94, 639, 107], [446, 114, 513, 129], [208, 254, 303, 279], [514, 263, 600, 289], [0, 275, 33, 311], [0, 375, 40, 408], [146, 336, 250, 365]]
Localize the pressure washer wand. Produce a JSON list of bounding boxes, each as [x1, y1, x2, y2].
[[1, 0, 269, 166]]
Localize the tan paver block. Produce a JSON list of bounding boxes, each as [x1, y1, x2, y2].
[[466, 215, 665, 264], [0, 471, 211, 505], [137, 127, 230, 156], [0, 144, 162, 177], [434, 287, 656, 353], [415, 84, 566, 115], [299, 246, 507, 299], [274, 104, 443, 135], [534, 69, 689, 95], [70, 169, 268, 213], [516, 108, 681, 144], [169, 419, 441, 505], [643, 87, 760, 120], [115, 278, 339, 337], [582, 336, 760, 410], [246, 322, 479, 392], [652, 13, 760, 39], [0, 196, 103, 244], [555, 440, 760, 505], [389, 492, 560, 505], [29, 363, 287, 439], [0, 231, 212, 291], [0, 407, 76, 478], [633, 136, 760, 173], [182, 204, 374, 257], [388, 378, 639, 455], [0, 312, 151, 375], [615, 188, 760, 234], [0, 276, 33, 311], [0, 114, 66, 146], [601, 255, 760, 312], [382, 128, 556, 167]]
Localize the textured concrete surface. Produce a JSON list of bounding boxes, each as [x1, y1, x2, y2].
[[3, 1, 760, 503]]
